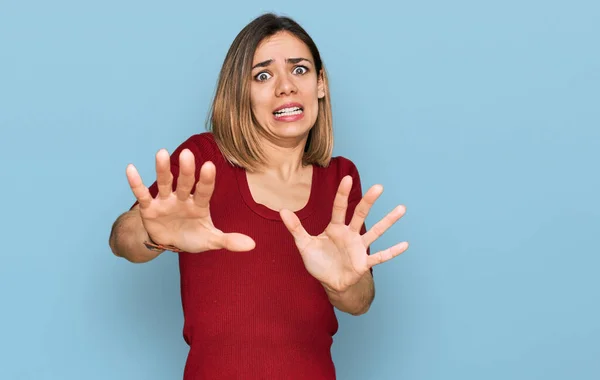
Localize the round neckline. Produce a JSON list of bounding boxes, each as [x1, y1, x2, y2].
[[235, 164, 319, 221]]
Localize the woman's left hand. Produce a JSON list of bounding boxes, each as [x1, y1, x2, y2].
[[280, 175, 409, 293]]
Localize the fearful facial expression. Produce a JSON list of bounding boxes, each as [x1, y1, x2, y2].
[[250, 31, 325, 142]]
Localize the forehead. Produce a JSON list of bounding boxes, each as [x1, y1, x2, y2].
[[253, 31, 312, 63]]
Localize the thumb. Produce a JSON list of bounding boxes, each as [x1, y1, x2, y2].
[[216, 232, 256, 252], [280, 209, 311, 244]]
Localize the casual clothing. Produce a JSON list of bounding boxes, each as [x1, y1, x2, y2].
[[133, 132, 368, 379]]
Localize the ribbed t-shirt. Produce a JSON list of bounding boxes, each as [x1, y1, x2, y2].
[[132, 132, 369, 379]]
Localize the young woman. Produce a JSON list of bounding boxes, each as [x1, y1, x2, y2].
[[109, 13, 408, 379]]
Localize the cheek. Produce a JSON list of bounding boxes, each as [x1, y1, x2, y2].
[[309, 100, 320, 118], [301, 81, 319, 108], [250, 87, 271, 111], [249, 85, 259, 106]]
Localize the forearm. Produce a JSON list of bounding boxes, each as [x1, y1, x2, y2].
[[109, 208, 164, 263], [324, 272, 375, 316]]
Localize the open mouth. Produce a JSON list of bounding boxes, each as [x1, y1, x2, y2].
[[273, 106, 304, 118]]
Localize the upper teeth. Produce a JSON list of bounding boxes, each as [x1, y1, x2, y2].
[[275, 107, 302, 114]]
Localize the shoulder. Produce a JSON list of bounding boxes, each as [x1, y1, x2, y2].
[[322, 156, 365, 201], [172, 132, 225, 164], [176, 132, 218, 154], [325, 155, 360, 178]]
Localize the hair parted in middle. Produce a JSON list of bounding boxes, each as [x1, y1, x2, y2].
[[207, 13, 334, 172]]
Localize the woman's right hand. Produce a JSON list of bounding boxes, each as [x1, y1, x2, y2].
[[126, 148, 255, 253]]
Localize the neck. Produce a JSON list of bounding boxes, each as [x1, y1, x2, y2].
[[255, 134, 310, 181]]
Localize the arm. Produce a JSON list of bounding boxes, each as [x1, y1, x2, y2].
[[108, 136, 192, 263], [325, 160, 374, 315], [280, 159, 407, 317], [109, 135, 256, 262], [109, 205, 164, 263]]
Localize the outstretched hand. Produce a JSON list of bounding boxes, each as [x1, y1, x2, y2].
[[127, 148, 255, 253], [280, 175, 408, 293]]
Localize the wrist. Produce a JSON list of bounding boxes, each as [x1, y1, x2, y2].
[[143, 236, 166, 253], [322, 273, 374, 316], [321, 271, 372, 298], [321, 281, 351, 298], [143, 234, 182, 253]]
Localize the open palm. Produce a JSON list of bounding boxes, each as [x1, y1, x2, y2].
[[280, 175, 409, 292], [127, 148, 255, 253]]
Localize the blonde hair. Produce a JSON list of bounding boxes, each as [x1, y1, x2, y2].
[[207, 13, 334, 172]]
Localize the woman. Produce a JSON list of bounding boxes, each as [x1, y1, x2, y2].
[[109, 13, 408, 379]]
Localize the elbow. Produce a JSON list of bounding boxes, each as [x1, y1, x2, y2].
[[348, 303, 371, 316], [124, 254, 153, 264], [108, 235, 120, 258]]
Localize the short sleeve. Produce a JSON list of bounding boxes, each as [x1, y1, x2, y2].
[[129, 134, 214, 210]]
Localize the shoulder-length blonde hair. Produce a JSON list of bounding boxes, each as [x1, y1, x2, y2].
[[207, 13, 333, 172]]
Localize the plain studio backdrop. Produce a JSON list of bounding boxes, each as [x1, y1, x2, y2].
[[1, 1, 598, 379]]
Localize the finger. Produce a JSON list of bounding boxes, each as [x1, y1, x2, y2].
[[348, 184, 384, 232], [213, 232, 256, 252], [280, 209, 311, 247], [155, 149, 173, 199], [362, 205, 406, 247], [193, 161, 216, 209], [367, 241, 409, 268], [175, 149, 196, 201], [126, 164, 153, 208], [330, 176, 352, 224]]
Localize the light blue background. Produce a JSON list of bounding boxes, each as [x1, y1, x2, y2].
[[1, 0, 598, 379]]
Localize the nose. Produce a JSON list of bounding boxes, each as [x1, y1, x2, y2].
[[275, 73, 297, 97]]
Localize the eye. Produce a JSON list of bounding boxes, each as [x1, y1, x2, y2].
[[255, 72, 272, 82], [293, 66, 309, 75]]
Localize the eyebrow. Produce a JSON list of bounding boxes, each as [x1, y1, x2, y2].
[[252, 57, 313, 70]]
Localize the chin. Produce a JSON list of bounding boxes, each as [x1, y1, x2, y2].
[[264, 117, 315, 139], [273, 123, 313, 139]]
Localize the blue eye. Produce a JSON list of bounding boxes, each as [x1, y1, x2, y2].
[[255, 72, 272, 81]]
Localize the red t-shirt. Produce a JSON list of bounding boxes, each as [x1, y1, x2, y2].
[[132, 132, 368, 379]]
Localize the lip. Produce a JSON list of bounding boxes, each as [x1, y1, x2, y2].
[[273, 102, 304, 113]]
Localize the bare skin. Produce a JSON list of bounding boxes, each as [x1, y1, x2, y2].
[[109, 31, 409, 315], [109, 149, 255, 263]]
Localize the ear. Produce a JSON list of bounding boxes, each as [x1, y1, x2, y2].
[[317, 69, 325, 99]]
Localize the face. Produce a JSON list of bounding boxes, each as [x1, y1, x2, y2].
[[250, 31, 325, 144]]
